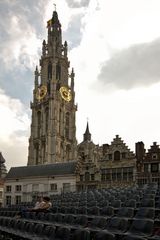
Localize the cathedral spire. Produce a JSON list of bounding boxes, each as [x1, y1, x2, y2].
[[28, 7, 77, 165], [47, 5, 62, 57], [83, 121, 91, 142]]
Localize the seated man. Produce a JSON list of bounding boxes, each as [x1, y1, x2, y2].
[[31, 196, 52, 213], [16, 196, 52, 218]]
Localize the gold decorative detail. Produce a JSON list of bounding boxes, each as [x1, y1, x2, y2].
[[36, 85, 47, 100], [59, 86, 72, 102], [47, 19, 52, 28]]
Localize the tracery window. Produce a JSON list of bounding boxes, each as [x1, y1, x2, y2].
[[65, 112, 70, 139], [48, 62, 52, 79], [37, 111, 41, 137]]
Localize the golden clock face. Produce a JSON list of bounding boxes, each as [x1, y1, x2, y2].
[[59, 86, 72, 102], [36, 85, 47, 100]]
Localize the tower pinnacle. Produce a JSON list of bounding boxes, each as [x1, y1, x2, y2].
[[53, 3, 56, 11], [83, 121, 91, 142]]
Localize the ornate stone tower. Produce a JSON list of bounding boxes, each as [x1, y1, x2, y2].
[[28, 9, 77, 165]]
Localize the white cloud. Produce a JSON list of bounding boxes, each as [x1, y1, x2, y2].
[[1, 0, 160, 170], [97, 39, 160, 89], [67, 0, 160, 151], [0, 89, 30, 169], [1, 15, 41, 70]]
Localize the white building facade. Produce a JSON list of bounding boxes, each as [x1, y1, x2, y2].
[[4, 162, 77, 206]]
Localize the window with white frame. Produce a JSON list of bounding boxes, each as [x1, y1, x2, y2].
[[50, 183, 57, 191], [23, 185, 27, 192], [6, 196, 11, 205], [15, 195, 21, 204], [32, 184, 39, 192], [63, 183, 70, 193], [15, 185, 21, 192], [6, 186, 12, 192]]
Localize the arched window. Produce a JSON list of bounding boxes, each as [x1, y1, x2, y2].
[[48, 62, 52, 79], [65, 112, 69, 140], [114, 151, 120, 161], [66, 144, 71, 161], [56, 62, 61, 80], [45, 108, 49, 132], [35, 145, 39, 165], [37, 111, 41, 137]]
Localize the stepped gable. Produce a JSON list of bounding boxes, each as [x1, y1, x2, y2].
[[105, 135, 135, 160], [145, 142, 160, 162], [6, 161, 77, 179]]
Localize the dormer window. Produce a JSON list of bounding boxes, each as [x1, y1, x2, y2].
[[152, 154, 157, 160]]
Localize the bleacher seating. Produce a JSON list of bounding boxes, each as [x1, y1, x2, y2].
[[0, 184, 159, 239]]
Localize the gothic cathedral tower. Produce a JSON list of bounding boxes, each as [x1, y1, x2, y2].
[[28, 9, 77, 165]]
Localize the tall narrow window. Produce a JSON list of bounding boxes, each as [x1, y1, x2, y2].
[[15, 195, 21, 204], [45, 108, 49, 132], [35, 145, 39, 165], [56, 62, 61, 80], [42, 143, 46, 163], [37, 111, 41, 137], [59, 109, 61, 135], [66, 144, 70, 161], [65, 112, 69, 140], [48, 62, 52, 79], [6, 196, 11, 206]]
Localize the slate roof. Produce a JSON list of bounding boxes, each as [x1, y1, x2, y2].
[[6, 161, 77, 179]]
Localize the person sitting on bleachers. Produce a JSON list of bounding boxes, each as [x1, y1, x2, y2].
[[29, 196, 44, 211], [30, 196, 52, 213], [16, 196, 52, 218]]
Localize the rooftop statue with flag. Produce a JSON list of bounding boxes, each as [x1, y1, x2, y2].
[[47, 3, 59, 28], [47, 19, 52, 28]]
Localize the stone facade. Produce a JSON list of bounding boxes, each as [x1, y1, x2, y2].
[[4, 176, 76, 206], [136, 142, 160, 185], [28, 10, 77, 165], [76, 123, 101, 190], [99, 135, 137, 188], [77, 133, 137, 189], [4, 162, 77, 206]]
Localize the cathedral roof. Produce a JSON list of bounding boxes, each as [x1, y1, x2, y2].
[[6, 161, 77, 179]]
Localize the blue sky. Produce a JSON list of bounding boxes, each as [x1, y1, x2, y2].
[[1, 0, 160, 170]]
